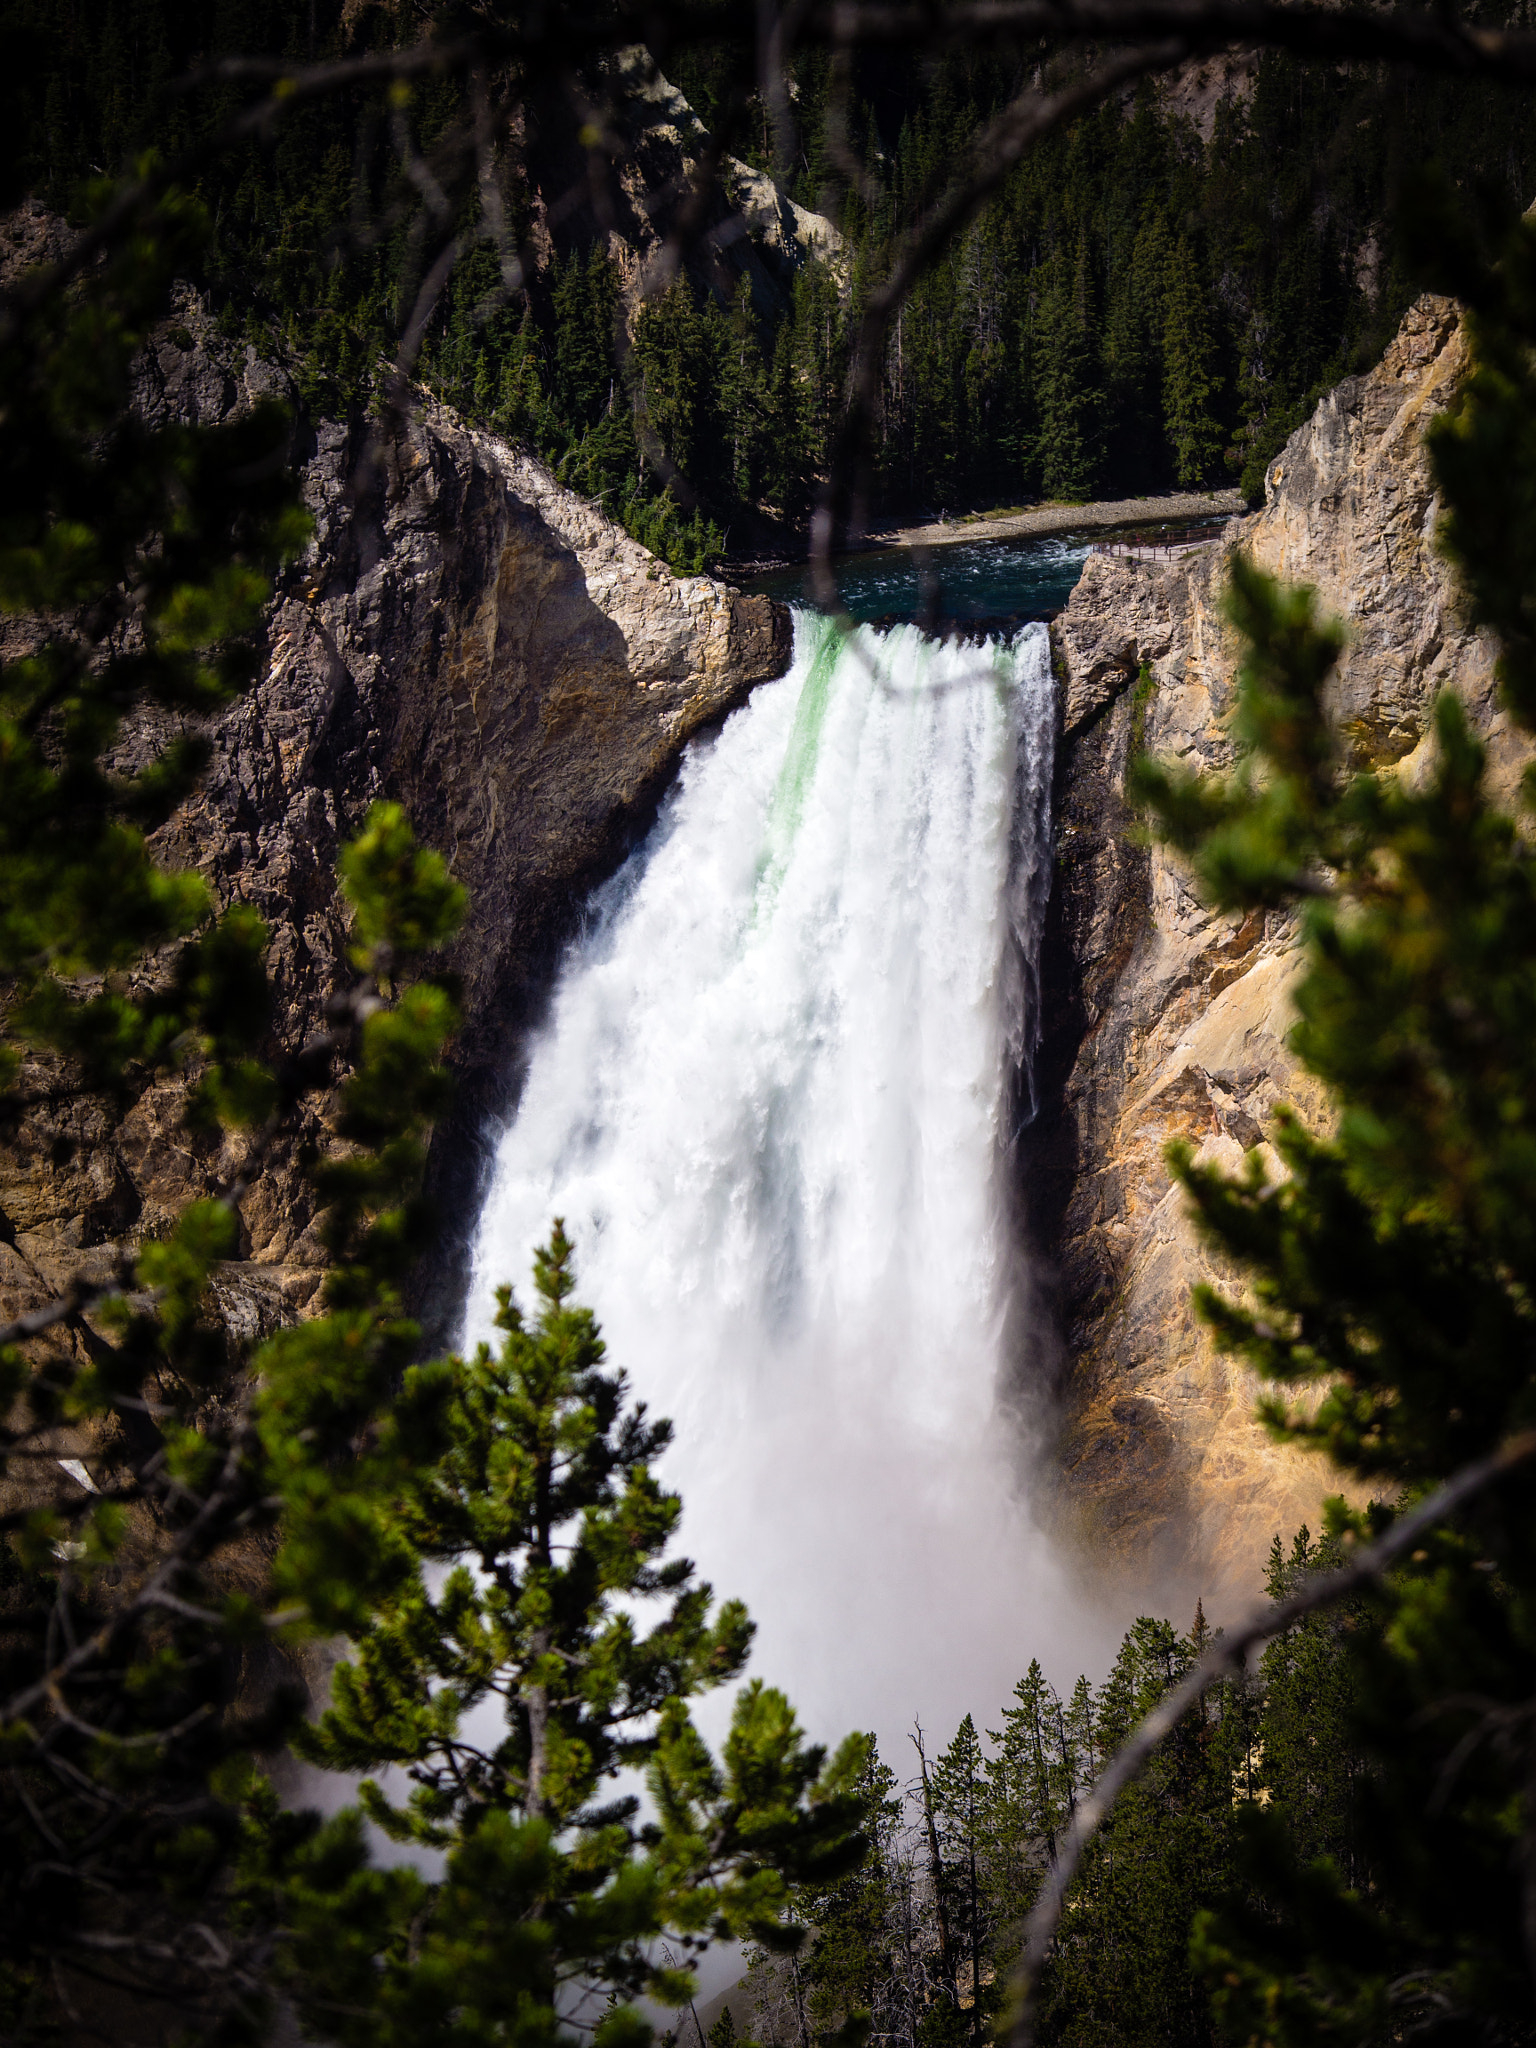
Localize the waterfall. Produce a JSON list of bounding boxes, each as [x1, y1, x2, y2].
[[462, 612, 1104, 1747]]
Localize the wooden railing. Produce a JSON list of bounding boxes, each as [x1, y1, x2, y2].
[[1087, 533, 1224, 563]]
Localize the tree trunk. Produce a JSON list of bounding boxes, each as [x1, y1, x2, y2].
[[912, 1725, 955, 2004]]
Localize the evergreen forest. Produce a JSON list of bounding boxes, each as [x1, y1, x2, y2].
[[3, 4, 1536, 2045], [731, 1534, 1395, 2048], [14, 0, 1536, 566]]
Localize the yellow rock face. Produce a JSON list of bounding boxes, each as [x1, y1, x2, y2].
[[1040, 294, 1509, 1616]]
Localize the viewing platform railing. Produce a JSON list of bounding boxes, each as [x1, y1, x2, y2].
[[1088, 533, 1224, 563]]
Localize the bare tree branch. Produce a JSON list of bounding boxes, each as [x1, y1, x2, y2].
[[0, 1273, 132, 1351], [812, 39, 1190, 607], [804, 0, 1536, 75], [2, 1423, 260, 1730], [1006, 1427, 1536, 2048]]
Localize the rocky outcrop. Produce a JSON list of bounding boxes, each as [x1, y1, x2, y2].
[[0, 283, 790, 1355], [501, 43, 844, 353], [612, 46, 846, 279], [1038, 294, 1511, 1609]]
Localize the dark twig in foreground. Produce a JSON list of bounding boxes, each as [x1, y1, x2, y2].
[[1007, 1429, 1536, 2048], [811, 41, 1190, 609]]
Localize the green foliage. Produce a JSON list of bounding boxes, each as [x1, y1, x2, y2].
[[1160, 238, 1223, 490], [0, 771, 466, 2039], [281, 1224, 869, 2044], [1128, 193, 1536, 2046], [708, 2004, 742, 2048], [549, 249, 622, 435], [0, 180, 307, 1108], [635, 275, 711, 488], [14, 2, 1536, 549], [738, 168, 1536, 2048], [851, 58, 1536, 516], [1033, 246, 1104, 504], [0, 173, 860, 2044], [8, 20, 1536, 2046], [1033, 1619, 1244, 2048], [1250, 1531, 1369, 1882], [796, 1745, 906, 2036], [931, 1713, 991, 2038], [745, 1569, 1372, 2048], [341, 798, 468, 973]]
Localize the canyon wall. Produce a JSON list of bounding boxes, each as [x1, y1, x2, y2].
[[0, 280, 789, 1357], [1038, 293, 1517, 1610], [2, 207, 1501, 1617]]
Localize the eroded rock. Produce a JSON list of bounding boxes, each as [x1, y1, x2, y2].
[[1039, 293, 1503, 1609], [1, 285, 790, 1366]]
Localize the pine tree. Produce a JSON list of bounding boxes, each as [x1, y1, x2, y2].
[[720, 274, 769, 503], [0, 185, 486, 2034], [959, 216, 1019, 506], [762, 315, 812, 520], [495, 307, 547, 444], [1032, 244, 1103, 503], [1105, 209, 1174, 489], [904, 270, 964, 509], [794, 1745, 909, 2042], [287, 1225, 870, 2042], [1133, 187, 1536, 2048], [0, 164, 837, 2043], [708, 2005, 740, 2048], [789, 264, 846, 506], [1249, 1530, 1367, 1878], [550, 247, 620, 439], [1026, 1607, 1258, 2048], [985, 1658, 1084, 1937], [1160, 235, 1225, 488], [932, 1716, 990, 2038], [634, 273, 709, 486]]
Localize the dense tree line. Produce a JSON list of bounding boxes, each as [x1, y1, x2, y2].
[[745, 42, 1536, 511], [0, 127, 864, 2043], [729, 1530, 1371, 2048], [5, 9, 1536, 2041], [12, 0, 1536, 564]]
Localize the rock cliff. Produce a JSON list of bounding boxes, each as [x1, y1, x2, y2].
[[0, 282, 790, 1356], [1038, 293, 1512, 1609], [3, 222, 1496, 1617]]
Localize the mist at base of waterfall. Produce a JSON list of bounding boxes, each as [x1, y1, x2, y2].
[[462, 613, 1114, 1752]]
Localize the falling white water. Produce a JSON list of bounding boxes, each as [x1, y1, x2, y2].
[[462, 613, 1109, 1752]]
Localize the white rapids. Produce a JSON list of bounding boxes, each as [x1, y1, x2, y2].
[[461, 612, 1104, 1748]]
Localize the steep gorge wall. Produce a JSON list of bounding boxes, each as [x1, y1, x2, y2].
[[0, 276, 790, 1358], [4, 216, 1500, 1616], [1038, 293, 1516, 1609]]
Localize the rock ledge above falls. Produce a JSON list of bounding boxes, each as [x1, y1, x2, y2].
[[0, 290, 791, 1353], [1039, 293, 1515, 1612]]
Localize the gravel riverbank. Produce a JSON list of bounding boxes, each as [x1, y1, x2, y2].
[[884, 487, 1246, 550]]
